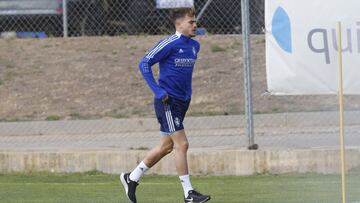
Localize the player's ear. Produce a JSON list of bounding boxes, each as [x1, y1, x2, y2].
[[175, 17, 183, 25]]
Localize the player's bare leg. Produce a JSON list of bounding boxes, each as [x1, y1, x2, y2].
[[120, 136, 174, 203], [170, 130, 189, 175], [143, 135, 174, 168], [171, 130, 211, 203]]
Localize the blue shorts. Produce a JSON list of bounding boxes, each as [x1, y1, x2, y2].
[[154, 96, 191, 135]]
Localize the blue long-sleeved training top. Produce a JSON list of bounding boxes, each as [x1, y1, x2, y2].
[[138, 31, 200, 101]]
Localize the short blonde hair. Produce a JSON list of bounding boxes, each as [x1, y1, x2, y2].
[[170, 7, 196, 24]]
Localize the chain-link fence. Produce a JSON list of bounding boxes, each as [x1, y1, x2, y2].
[[0, 0, 63, 37], [0, 0, 263, 150], [1, 0, 360, 149], [1, 0, 360, 148], [1, 0, 360, 201], [0, 0, 264, 37]]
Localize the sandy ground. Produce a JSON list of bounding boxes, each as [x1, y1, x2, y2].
[[1, 35, 359, 121]]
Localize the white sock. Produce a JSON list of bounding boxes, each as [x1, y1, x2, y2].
[[129, 161, 149, 182], [179, 174, 194, 197]]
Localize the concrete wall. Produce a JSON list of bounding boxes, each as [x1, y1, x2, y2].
[[1, 148, 360, 175]]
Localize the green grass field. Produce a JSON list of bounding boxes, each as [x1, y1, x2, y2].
[[0, 172, 359, 203]]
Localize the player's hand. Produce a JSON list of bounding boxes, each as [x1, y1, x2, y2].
[[162, 95, 169, 103], [155, 89, 168, 102]]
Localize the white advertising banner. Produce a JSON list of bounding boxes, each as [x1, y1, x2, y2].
[[156, 0, 194, 9], [266, 0, 360, 95]]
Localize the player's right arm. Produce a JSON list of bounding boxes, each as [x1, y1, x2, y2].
[[138, 37, 177, 101]]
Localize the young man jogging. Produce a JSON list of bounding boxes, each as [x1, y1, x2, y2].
[[120, 7, 211, 203]]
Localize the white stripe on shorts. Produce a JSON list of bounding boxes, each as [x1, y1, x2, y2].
[[164, 104, 175, 132]]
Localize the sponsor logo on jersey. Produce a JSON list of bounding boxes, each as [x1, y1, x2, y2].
[[174, 58, 196, 67]]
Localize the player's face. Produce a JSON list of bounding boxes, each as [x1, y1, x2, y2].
[[178, 15, 197, 37]]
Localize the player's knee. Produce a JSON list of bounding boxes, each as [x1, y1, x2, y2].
[[165, 144, 174, 154], [165, 147, 173, 155], [176, 140, 189, 152], [160, 142, 174, 155]]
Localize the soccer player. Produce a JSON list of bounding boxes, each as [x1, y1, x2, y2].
[[120, 7, 211, 203]]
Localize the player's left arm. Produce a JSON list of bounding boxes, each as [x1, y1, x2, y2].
[[138, 40, 173, 101]]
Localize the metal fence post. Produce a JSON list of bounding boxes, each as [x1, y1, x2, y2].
[[241, 0, 257, 150], [62, 0, 68, 38], [196, 0, 213, 22]]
